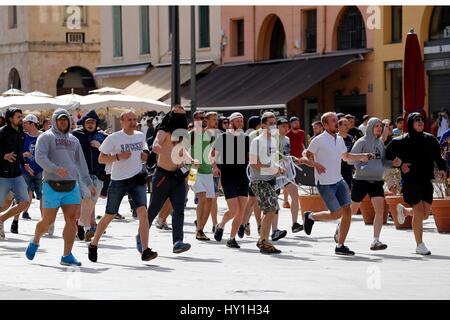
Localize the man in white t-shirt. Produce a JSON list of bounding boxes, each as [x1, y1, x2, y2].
[[304, 112, 372, 256], [87, 110, 156, 263]]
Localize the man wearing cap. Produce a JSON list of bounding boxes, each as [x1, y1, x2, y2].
[[0, 107, 32, 240], [26, 108, 95, 266], [72, 110, 108, 242], [345, 114, 363, 141], [211, 112, 250, 249], [10, 114, 44, 234]]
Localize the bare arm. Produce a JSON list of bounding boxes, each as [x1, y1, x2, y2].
[[152, 130, 169, 155], [342, 152, 370, 163]]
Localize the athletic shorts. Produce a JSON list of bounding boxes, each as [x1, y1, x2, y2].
[[221, 176, 249, 200], [402, 181, 433, 206], [250, 180, 279, 214], [42, 181, 80, 209], [192, 173, 215, 198], [351, 179, 384, 202]]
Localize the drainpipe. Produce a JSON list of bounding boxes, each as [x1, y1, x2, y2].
[[253, 6, 256, 62], [322, 6, 327, 54]]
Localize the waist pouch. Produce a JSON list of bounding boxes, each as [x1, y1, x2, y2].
[[46, 180, 76, 192]]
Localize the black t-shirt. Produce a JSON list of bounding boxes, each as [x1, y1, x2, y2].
[[341, 134, 354, 177], [213, 131, 250, 180]]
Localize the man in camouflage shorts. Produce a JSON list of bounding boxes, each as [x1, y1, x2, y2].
[[248, 112, 284, 254]]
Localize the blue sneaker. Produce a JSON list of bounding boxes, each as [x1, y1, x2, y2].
[[25, 241, 39, 260], [136, 234, 142, 253], [173, 241, 191, 254], [60, 253, 82, 266]]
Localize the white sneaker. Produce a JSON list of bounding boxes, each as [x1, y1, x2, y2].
[[396, 203, 406, 224], [416, 243, 431, 255], [0, 221, 5, 240], [47, 223, 55, 237]]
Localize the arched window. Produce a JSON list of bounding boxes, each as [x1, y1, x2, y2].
[[429, 6, 450, 41], [257, 15, 286, 60], [337, 6, 366, 50], [8, 68, 21, 90], [56, 66, 96, 96]]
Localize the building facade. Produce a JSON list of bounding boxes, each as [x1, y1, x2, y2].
[[0, 6, 101, 96], [95, 5, 222, 104]]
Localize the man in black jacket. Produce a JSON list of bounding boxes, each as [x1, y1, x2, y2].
[[72, 110, 107, 242], [386, 112, 447, 255], [0, 107, 33, 239]]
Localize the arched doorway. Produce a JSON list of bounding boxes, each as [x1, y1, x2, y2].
[[429, 6, 450, 40], [8, 68, 21, 90], [257, 14, 286, 60], [56, 66, 96, 96], [336, 6, 366, 50]]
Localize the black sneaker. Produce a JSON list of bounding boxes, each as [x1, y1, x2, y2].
[[303, 211, 314, 235], [10, 220, 18, 234], [237, 224, 245, 238], [214, 224, 223, 242], [77, 225, 85, 241], [131, 209, 137, 219], [114, 213, 125, 220], [335, 245, 355, 256], [141, 248, 158, 261], [212, 225, 216, 234], [22, 211, 31, 220], [226, 238, 240, 249], [88, 244, 98, 262], [271, 229, 287, 241], [291, 222, 303, 233]]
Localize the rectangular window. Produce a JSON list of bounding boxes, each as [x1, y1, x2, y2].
[[391, 68, 403, 120], [199, 6, 210, 48], [140, 6, 150, 55], [8, 6, 17, 29], [169, 7, 173, 51], [231, 19, 244, 56], [304, 10, 317, 52], [112, 6, 123, 57], [391, 6, 402, 43]]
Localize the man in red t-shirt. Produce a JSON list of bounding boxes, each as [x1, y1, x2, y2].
[[284, 116, 305, 208]]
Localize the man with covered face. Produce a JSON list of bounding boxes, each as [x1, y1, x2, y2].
[[386, 112, 447, 255]]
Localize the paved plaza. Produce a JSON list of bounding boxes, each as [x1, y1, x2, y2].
[[1, 190, 450, 300]]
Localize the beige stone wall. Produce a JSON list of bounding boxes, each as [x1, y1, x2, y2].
[[0, 6, 29, 45]]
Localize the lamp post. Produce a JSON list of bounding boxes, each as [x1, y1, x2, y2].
[[171, 6, 180, 106]]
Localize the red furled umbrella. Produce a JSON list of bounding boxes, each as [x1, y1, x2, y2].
[[403, 29, 429, 133]]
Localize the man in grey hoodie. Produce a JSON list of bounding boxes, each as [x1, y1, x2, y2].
[[25, 108, 95, 266], [346, 117, 401, 250]]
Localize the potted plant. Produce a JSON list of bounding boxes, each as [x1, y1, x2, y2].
[[431, 175, 450, 234], [384, 168, 413, 229]]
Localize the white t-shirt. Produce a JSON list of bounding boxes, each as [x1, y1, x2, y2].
[[249, 133, 279, 182], [99, 130, 146, 181], [307, 131, 347, 185]]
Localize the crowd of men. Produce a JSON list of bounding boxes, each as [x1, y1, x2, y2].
[[0, 105, 448, 266]]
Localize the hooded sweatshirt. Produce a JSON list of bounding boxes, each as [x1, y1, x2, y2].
[[35, 108, 92, 186], [386, 112, 446, 183], [350, 117, 392, 181], [71, 110, 107, 176]]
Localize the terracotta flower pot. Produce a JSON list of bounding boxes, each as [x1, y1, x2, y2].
[[359, 196, 389, 225], [299, 194, 327, 214], [431, 198, 450, 234], [385, 196, 413, 229]]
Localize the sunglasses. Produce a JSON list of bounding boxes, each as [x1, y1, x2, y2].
[[222, 121, 229, 124]]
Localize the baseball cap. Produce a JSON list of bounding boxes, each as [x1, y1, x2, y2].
[[56, 113, 69, 120], [289, 116, 300, 123], [23, 114, 39, 124], [362, 114, 370, 121], [277, 118, 289, 126], [229, 112, 243, 122]]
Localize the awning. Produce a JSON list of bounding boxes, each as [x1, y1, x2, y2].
[[179, 50, 371, 108], [124, 62, 212, 101], [94, 62, 151, 79]]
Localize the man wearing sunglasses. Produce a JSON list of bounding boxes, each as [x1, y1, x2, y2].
[[386, 112, 447, 255]]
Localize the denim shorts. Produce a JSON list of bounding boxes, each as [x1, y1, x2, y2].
[[105, 178, 147, 215], [42, 181, 81, 209], [0, 176, 29, 204], [23, 171, 43, 200], [317, 179, 351, 213], [80, 175, 104, 202]]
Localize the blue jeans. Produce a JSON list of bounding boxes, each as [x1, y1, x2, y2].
[[317, 179, 351, 213], [0, 176, 29, 204], [148, 167, 187, 244], [23, 171, 43, 200], [105, 178, 147, 215]]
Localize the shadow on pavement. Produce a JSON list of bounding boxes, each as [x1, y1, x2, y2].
[[162, 256, 222, 263], [35, 263, 110, 274], [0, 246, 47, 253], [99, 262, 174, 272], [373, 253, 450, 261], [274, 240, 313, 247], [269, 254, 315, 261]]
